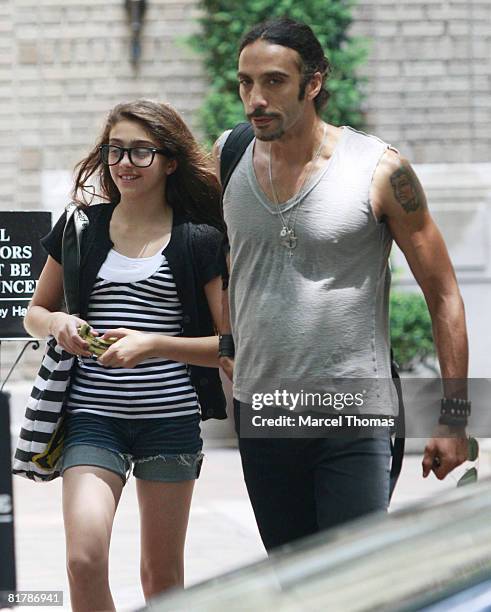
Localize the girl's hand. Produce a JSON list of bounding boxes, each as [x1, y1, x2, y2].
[[98, 328, 157, 368], [48, 312, 93, 356]]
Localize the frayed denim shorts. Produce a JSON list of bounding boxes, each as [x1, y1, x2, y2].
[[61, 411, 203, 484]]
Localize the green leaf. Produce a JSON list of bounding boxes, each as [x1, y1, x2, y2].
[[187, 0, 369, 145], [389, 290, 435, 371]]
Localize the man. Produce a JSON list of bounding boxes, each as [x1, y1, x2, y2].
[[214, 17, 469, 551]]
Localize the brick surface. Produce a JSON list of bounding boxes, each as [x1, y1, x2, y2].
[[351, 0, 491, 163], [1, 0, 211, 211]]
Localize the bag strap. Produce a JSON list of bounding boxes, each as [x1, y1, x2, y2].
[[389, 353, 405, 500], [220, 122, 255, 194], [61, 203, 89, 316], [219, 123, 255, 288]]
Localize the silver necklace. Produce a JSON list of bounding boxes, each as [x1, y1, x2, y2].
[[269, 124, 327, 252]]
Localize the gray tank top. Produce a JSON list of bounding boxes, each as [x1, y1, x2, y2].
[[222, 126, 398, 413]]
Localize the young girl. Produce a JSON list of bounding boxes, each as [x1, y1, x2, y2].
[[24, 100, 226, 611]]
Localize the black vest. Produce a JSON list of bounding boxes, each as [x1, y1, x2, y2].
[[41, 202, 227, 421]]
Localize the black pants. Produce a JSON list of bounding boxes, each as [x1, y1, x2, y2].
[[234, 400, 391, 551]]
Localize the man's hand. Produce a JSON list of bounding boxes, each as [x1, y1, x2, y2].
[[219, 356, 234, 382], [422, 425, 468, 479]]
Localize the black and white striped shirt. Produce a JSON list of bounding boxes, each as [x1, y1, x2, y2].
[[66, 249, 200, 419]]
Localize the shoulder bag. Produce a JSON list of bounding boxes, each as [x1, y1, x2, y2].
[[12, 203, 88, 482]]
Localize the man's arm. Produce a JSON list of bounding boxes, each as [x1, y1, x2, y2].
[[371, 149, 468, 479], [219, 277, 234, 382]]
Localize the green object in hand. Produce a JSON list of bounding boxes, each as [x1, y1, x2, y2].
[[468, 436, 479, 462], [456, 437, 479, 488], [78, 324, 117, 356]]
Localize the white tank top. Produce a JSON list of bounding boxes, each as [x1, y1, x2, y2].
[[223, 126, 399, 414]]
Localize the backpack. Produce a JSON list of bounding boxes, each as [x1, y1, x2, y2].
[[219, 123, 405, 500]]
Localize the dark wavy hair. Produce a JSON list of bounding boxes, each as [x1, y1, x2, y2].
[[239, 17, 331, 114], [72, 99, 224, 230]]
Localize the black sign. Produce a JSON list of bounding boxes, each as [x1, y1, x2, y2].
[[0, 211, 51, 340]]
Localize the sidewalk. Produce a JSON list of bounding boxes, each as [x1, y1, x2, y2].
[[12, 445, 490, 611]]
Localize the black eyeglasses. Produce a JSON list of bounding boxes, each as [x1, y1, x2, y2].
[[99, 144, 169, 168]]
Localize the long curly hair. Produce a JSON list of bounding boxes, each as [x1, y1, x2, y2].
[[72, 99, 224, 230]]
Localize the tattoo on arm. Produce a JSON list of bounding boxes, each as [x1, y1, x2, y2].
[[389, 166, 426, 213]]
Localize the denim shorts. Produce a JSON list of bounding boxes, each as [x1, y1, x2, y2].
[[61, 411, 203, 484]]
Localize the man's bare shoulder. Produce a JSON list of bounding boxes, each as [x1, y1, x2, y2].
[[373, 147, 407, 185], [323, 124, 344, 157], [212, 130, 233, 156], [326, 123, 344, 138]]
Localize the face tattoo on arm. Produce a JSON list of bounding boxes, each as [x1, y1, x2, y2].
[[389, 165, 426, 213]]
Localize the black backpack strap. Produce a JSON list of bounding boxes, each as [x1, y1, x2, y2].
[[218, 122, 255, 289], [61, 203, 89, 315], [389, 352, 405, 501], [220, 122, 255, 191]]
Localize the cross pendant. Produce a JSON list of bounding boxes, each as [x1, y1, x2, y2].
[[279, 227, 297, 253]]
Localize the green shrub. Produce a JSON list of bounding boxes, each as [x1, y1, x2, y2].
[[390, 290, 435, 371], [190, 0, 368, 145]]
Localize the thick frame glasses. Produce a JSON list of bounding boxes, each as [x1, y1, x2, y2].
[[99, 144, 169, 168]]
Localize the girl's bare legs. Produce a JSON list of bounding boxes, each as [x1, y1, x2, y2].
[[136, 479, 195, 599], [63, 466, 124, 612]]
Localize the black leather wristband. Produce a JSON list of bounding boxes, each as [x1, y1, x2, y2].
[[439, 397, 471, 427], [218, 334, 235, 358]]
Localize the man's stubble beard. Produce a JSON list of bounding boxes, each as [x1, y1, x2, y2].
[[253, 126, 285, 141]]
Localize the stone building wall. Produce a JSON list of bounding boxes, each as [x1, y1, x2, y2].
[[1, 0, 205, 211], [351, 0, 491, 163]]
